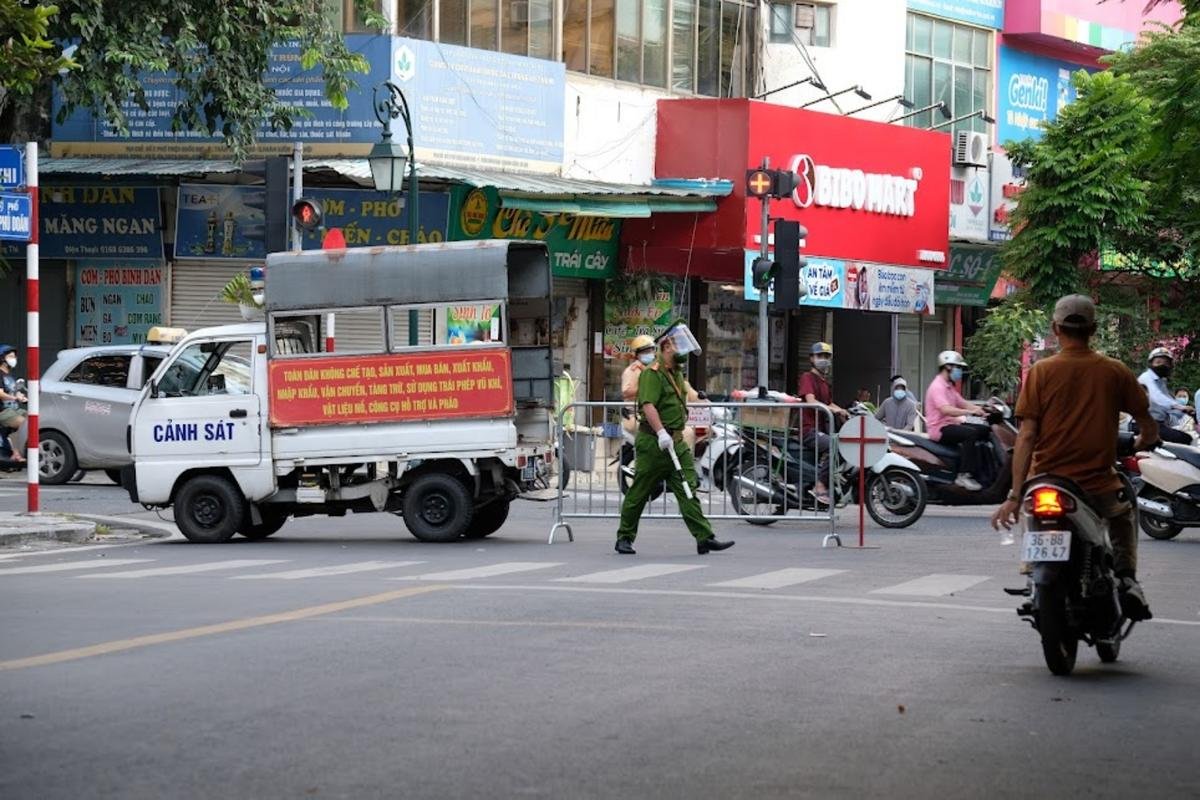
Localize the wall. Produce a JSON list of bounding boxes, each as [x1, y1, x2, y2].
[[562, 75, 669, 185], [758, 0, 908, 122], [1005, 0, 1181, 32]]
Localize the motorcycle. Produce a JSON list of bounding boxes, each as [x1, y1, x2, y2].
[[1011, 453, 1140, 676], [1126, 441, 1200, 541], [615, 399, 729, 500], [886, 398, 1018, 506], [0, 378, 27, 471]]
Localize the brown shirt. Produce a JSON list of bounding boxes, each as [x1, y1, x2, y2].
[[1015, 343, 1157, 495]]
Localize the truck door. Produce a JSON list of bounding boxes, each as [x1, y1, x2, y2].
[[133, 338, 263, 474]]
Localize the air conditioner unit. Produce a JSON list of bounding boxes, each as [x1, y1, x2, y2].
[[953, 130, 989, 168], [510, 0, 529, 23]]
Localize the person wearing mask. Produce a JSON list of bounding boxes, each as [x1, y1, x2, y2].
[[1174, 390, 1197, 434], [992, 294, 1157, 621], [875, 375, 919, 431], [615, 322, 733, 556], [797, 342, 848, 505], [1138, 348, 1192, 444], [854, 388, 877, 414], [621, 336, 657, 402], [924, 351, 989, 491], [0, 345, 28, 462]]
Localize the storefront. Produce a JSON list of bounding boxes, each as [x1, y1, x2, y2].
[[621, 99, 951, 402]]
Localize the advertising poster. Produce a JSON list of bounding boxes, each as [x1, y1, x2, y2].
[[299, 189, 450, 249], [845, 264, 936, 315], [175, 184, 266, 261], [603, 278, 676, 358], [989, 152, 1027, 242], [75, 260, 165, 345], [2, 186, 162, 259], [937, 245, 1003, 307], [446, 304, 502, 345], [268, 350, 513, 427], [949, 166, 990, 242], [998, 46, 1090, 144], [799, 259, 847, 308]]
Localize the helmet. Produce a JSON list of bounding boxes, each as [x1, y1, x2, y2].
[[630, 334, 656, 353], [1147, 346, 1173, 364], [810, 342, 833, 356], [937, 350, 967, 369], [0, 344, 13, 358]]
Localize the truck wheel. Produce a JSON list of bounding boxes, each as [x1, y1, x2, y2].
[[466, 498, 510, 539], [38, 431, 77, 486], [239, 507, 288, 540], [176, 475, 245, 543], [403, 472, 474, 543], [104, 469, 123, 485]]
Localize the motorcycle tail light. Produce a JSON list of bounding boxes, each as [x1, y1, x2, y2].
[[1120, 456, 1140, 473], [1029, 487, 1076, 518], [517, 455, 527, 468]]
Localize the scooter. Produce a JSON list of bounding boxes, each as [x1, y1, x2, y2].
[[886, 398, 1018, 506], [0, 378, 28, 471], [1010, 460, 1141, 676], [1127, 441, 1200, 540]]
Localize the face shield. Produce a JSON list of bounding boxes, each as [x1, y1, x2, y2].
[[659, 322, 702, 358]]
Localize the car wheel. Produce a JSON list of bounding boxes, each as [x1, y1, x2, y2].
[[402, 472, 474, 543], [175, 475, 245, 544], [39, 431, 78, 486]]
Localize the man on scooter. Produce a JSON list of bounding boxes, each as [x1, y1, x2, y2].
[[797, 342, 848, 506], [991, 294, 1158, 621], [924, 351, 989, 490], [1138, 347, 1193, 445]]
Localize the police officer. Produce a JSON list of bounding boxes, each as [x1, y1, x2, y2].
[[615, 322, 734, 555]]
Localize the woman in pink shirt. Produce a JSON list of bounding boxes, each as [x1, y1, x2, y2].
[[924, 350, 989, 491]]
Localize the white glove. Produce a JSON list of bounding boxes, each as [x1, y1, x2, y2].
[[656, 429, 673, 451]]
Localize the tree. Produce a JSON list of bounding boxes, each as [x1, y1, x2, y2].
[[0, 2, 75, 103], [0, 0, 385, 160]]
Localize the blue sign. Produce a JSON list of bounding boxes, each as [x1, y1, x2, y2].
[[799, 259, 847, 308], [0, 147, 24, 189], [175, 184, 268, 261], [997, 47, 1091, 144], [1, 187, 162, 257], [907, 0, 1003, 29], [75, 260, 165, 346], [391, 38, 565, 172], [298, 189, 450, 249], [0, 193, 33, 242]]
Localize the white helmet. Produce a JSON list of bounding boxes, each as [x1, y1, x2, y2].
[[1147, 346, 1173, 364], [937, 350, 967, 369]]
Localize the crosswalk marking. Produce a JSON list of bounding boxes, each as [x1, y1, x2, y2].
[[869, 574, 991, 597], [0, 558, 153, 576], [231, 561, 426, 580], [79, 559, 288, 579], [709, 568, 846, 590], [555, 564, 706, 584], [402, 562, 564, 581]]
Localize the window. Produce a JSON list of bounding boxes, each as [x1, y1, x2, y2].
[[388, 304, 503, 349], [140, 357, 163, 388], [904, 12, 991, 135], [157, 342, 253, 397], [65, 355, 131, 388], [770, 2, 831, 46]]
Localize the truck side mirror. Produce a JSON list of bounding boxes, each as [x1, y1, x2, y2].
[[207, 374, 227, 394], [149, 380, 160, 399]]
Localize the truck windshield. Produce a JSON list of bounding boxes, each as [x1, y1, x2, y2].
[[158, 340, 253, 396]]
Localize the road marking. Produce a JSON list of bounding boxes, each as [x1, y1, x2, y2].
[[709, 568, 846, 590], [78, 559, 288, 579], [554, 563, 706, 584], [869, 574, 992, 597], [318, 615, 686, 632], [0, 558, 153, 576], [0, 585, 447, 672], [400, 562, 564, 581], [231, 560, 426, 580]]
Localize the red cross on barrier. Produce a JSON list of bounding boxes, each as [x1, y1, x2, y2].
[[747, 170, 773, 197], [839, 416, 890, 548]]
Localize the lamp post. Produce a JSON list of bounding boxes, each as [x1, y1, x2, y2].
[[369, 81, 419, 244]]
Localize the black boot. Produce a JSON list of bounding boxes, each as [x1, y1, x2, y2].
[[615, 539, 636, 555], [697, 537, 735, 555]]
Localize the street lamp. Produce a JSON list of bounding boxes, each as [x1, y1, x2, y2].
[[890, 101, 952, 124], [800, 85, 872, 109], [846, 95, 914, 117], [369, 81, 419, 244]]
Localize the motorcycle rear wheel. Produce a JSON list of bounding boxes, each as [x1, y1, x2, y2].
[[728, 461, 779, 526], [864, 468, 927, 529], [1037, 583, 1079, 676], [1138, 511, 1182, 541]]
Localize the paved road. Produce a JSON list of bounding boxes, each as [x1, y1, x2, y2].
[[2, 484, 1199, 798]]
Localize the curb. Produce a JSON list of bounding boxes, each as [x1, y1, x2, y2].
[[0, 513, 178, 550], [0, 520, 96, 547]]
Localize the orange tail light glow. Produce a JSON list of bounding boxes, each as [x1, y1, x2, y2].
[[1030, 487, 1075, 518]]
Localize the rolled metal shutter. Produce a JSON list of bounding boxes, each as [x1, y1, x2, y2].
[[169, 262, 247, 331]]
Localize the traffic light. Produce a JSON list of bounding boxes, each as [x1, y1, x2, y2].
[[291, 197, 324, 232], [745, 168, 800, 199], [751, 256, 777, 290], [773, 220, 809, 308], [772, 170, 797, 198]]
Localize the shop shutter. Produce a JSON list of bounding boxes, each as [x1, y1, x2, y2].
[[796, 307, 827, 350], [169, 262, 247, 331], [553, 277, 588, 297]]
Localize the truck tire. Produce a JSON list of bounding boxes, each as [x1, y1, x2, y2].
[[403, 472, 475, 543], [239, 507, 288, 540], [465, 498, 511, 539], [176, 475, 245, 544]]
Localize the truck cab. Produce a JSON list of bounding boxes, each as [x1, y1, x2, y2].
[[127, 241, 555, 543]]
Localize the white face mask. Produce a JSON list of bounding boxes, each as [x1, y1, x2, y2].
[[638, 352, 655, 366], [4, 356, 15, 369], [893, 389, 907, 401]]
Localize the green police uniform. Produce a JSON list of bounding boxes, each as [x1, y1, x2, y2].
[[616, 361, 715, 544]]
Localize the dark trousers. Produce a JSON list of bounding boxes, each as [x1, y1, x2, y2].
[[938, 424, 990, 475], [1160, 426, 1191, 445], [802, 430, 834, 488]]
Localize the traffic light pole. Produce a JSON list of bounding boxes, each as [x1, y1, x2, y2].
[[757, 157, 771, 392]]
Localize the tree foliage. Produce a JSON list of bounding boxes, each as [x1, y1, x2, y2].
[[0, 0, 385, 159], [964, 297, 1048, 398], [0, 2, 75, 98]]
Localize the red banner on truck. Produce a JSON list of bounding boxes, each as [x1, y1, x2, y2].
[[268, 349, 514, 427]]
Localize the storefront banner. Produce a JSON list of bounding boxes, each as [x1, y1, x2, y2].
[[800, 259, 847, 308], [989, 152, 1027, 242], [446, 304, 501, 344], [52, 36, 393, 158], [391, 38, 566, 173], [298, 189, 450, 249], [1, 186, 162, 259], [450, 187, 618, 279], [936, 244, 1003, 307], [175, 184, 266, 261], [603, 278, 676, 358], [845, 263, 936, 315], [75, 260, 165, 346], [268, 350, 513, 427], [949, 165, 990, 242], [907, 0, 1003, 28], [998, 46, 1088, 144]]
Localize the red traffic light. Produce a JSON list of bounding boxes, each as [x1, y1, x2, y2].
[[291, 198, 323, 232]]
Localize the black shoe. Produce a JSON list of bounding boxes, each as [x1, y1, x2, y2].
[[697, 537, 734, 555], [615, 539, 636, 555], [1119, 577, 1152, 621]]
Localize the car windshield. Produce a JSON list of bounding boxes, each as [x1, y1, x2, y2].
[[157, 341, 253, 396]]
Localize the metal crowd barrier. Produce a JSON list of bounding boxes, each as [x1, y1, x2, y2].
[[547, 400, 838, 546]]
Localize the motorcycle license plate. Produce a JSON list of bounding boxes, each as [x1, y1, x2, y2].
[[1021, 530, 1071, 562], [522, 462, 537, 482]]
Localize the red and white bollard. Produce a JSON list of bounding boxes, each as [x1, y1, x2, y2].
[[25, 142, 39, 513]]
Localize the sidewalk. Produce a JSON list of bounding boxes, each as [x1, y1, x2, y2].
[[0, 512, 170, 549]]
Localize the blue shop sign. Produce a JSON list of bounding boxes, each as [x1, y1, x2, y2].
[[743, 251, 846, 309], [907, 0, 1003, 29], [298, 189, 450, 249], [997, 46, 1091, 144], [1, 186, 162, 259], [0, 193, 33, 242], [0, 147, 24, 189]]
